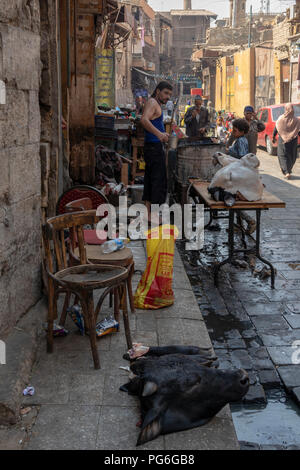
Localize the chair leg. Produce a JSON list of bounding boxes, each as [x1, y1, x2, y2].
[[120, 282, 132, 350], [127, 262, 135, 313], [59, 291, 71, 326], [114, 287, 120, 323], [109, 292, 113, 308], [47, 279, 56, 353], [84, 291, 100, 370]]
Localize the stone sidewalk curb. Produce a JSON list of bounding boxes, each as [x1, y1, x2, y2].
[[0, 297, 46, 425]]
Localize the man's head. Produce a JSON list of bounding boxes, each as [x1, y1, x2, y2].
[[194, 95, 202, 110], [152, 81, 173, 104], [244, 105, 254, 122], [232, 118, 249, 138]]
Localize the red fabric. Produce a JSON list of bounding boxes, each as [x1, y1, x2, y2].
[[83, 229, 106, 245]]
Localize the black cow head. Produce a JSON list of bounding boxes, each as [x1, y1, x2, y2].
[[120, 352, 249, 446]]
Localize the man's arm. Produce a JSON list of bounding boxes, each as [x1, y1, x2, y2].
[[184, 107, 195, 124], [141, 99, 169, 142], [226, 133, 235, 149]]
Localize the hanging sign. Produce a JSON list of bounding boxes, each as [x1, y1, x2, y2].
[[95, 48, 115, 110]]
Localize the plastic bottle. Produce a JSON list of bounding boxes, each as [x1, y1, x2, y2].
[[102, 238, 129, 254]]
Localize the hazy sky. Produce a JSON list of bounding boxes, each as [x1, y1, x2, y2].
[[148, 0, 296, 20]]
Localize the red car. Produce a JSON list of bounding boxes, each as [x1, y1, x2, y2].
[[257, 103, 300, 155]]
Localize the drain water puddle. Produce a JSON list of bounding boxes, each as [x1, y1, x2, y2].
[[231, 398, 300, 447]]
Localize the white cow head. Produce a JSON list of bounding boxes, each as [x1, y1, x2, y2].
[[209, 153, 264, 202]]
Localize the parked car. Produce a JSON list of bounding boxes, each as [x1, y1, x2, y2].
[[257, 103, 300, 155]]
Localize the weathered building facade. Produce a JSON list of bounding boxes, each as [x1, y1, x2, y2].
[[0, 1, 55, 335], [154, 12, 172, 76], [167, 9, 216, 73]]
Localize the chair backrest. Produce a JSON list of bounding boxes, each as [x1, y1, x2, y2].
[[42, 211, 99, 274], [56, 185, 108, 215], [65, 197, 93, 213]]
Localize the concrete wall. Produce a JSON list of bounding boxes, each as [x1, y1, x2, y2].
[[0, 0, 42, 335]]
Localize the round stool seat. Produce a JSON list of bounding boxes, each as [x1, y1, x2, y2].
[[54, 264, 128, 290], [74, 246, 133, 267]]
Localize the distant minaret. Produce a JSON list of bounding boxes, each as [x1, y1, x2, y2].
[[230, 0, 246, 27], [184, 0, 191, 10]]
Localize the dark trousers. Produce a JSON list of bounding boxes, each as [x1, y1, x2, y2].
[[277, 136, 298, 175], [142, 142, 167, 205]]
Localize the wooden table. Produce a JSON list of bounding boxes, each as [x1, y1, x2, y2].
[[189, 180, 286, 288]]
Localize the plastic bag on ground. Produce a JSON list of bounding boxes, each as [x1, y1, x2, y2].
[[134, 225, 178, 310]]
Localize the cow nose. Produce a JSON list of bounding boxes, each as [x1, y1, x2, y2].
[[239, 370, 249, 386]]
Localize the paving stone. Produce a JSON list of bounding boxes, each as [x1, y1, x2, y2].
[[261, 330, 300, 347], [68, 374, 105, 405], [224, 329, 242, 339], [251, 315, 289, 331], [284, 272, 300, 280], [22, 373, 69, 406], [164, 416, 239, 450], [242, 384, 267, 404], [258, 369, 281, 389], [291, 387, 300, 405], [239, 441, 260, 450], [157, 318, 212, 349], [241, 329, 258, 339], [277, 366, 300, 390], [227, 338, 247, 349], [229, 349, 253, 370], [236, 291, 269, 303], [284, 315, 300, 329], [96, 406, 165, 450], [243, 302, 286, 316], [263, 290, 300, 302], [267, 347, 296, 366], [26, 404, 100, 450], [102, 375, 139, 408], [155, 289, 203, 320], [286, 302, 300, 314], [260, 444, 286, 450]]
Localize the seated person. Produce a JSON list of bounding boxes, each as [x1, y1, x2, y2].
[[227, 118, 250, 159]]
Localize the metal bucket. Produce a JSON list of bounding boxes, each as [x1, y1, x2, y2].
[[176, 139, 225, 183], [169, 135, 178, 150]]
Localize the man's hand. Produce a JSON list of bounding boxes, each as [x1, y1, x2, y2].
[[272, 137, 276, 144], [199, 127, 206, 134], [158, 132, 169, 143]]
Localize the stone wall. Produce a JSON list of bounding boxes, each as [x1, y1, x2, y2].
[[0, 0, 42, 335]]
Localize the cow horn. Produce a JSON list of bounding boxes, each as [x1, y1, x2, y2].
[[142, 381, 158, 397]]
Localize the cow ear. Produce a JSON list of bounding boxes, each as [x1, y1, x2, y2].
[[137, 409, 162, 446], [142, 381, 158, 397]]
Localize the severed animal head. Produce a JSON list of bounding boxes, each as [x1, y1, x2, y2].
[[209, 152, 264, 203], [120, 347, 249, 446]]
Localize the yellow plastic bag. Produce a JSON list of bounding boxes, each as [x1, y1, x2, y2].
[[134, 225, 178, 310]]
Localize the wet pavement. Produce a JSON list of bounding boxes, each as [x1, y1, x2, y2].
[[177, 148, 300, 449]]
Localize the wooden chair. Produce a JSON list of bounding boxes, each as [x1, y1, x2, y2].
[[42, 211, 132, 370], [65, 197, 106, 245], [66, 199, 135, 313]]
